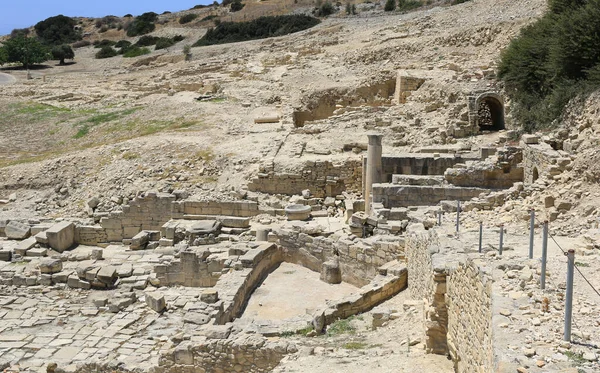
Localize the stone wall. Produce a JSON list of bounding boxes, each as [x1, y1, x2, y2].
[[394, 75, 426, 104], [372, 184, 489, 208], [156, 334, 294, 373], [406, 231, 494, 370], [275, 227, 404, 287], [365, 154, 467, 184], [446, 259, 494, 373], [521, 141, 567, 184], [248, 159, 362, 198], [154, 248, 224, 287], [86, 192, 260, 244]]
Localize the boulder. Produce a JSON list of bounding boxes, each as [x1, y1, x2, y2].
[[320, 257, 342, 284], [5, 221, 31, 240], [200, 289, 219, 304], [97, 266, 117, 285], [130, 231, 150, 250]]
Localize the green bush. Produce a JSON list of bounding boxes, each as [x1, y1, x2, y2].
[[230, 0, 245, 11], [173, 35, 185, 42], [115, 40, 132, 48], [126, 12, 158, 37], [384, 0, 396, 11], [397, 0, 421, 11], [35, 15, 81, 45], [180, 14, 198, 24], [95, 46, 118, 59], [135, 35, 159, 46], [315, 1, 336, 16], [155, 37, 175, 50], [194, 15, 320, 46], [498, 0, 600, 131], [93, 39, 117, 48], [201, 15, 219, 22], [123, 46, 151, 58]]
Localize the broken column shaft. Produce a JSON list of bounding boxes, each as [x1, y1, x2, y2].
[[364, 134, 383, 215]]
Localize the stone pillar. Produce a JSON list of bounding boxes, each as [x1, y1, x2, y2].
[[365, 134, 383, 215]]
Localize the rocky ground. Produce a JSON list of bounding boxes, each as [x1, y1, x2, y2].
[[2, 0, 600, 371]]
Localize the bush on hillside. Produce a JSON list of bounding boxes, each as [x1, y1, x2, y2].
[[498, 0, 600, 131], [135, 35, 159, 46], [230, 0, 246, 12], [95, 46, 118, 59], [115, 40, 132, 49], [193, 15, 320, 46], [180, 13, 198, 24], [123, 47, 151, 58], [155, 37, 175, 50], [314, 1, 336, 16], [126, 12, 158, 37], [384, 0, 396, 11], [34, 15, 82, 45], [397, 0, 421, 11], [93, 39, 117, 48]]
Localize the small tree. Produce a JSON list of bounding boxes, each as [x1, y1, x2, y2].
[[183, 44, 192, 61], [0, 47, 7, 65], [51, 44, 75, 65], [35, 15, 81, 45], [2, 36, 49, 68], [384, 0, 396, 11]]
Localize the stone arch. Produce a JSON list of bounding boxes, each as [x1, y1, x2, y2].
[[474, 93, 505, 131]]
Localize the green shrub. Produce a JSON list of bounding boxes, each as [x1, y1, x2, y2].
[[155, 37, 175, 50], [230, 0, 245, 11], [397, 0, 421, 11], [126, 12, 158, 37], [315, 1, 336, 16], [93, 39, 117, 48], [180, 14, 198, 24], [194, 15, 320, 46], [498, 0, 600, 131], [35, 15, 81, 45], [95, 46, 118, 59], [201, 15, 219, 22], [115, 40, 132, 48], [135, 35, 159, 46], [123, 46, 151, 57], [173, 35, 185, 42], [384, 0, 396, 11]]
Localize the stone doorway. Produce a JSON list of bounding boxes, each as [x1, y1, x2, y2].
[[468, 92, 505, 132]]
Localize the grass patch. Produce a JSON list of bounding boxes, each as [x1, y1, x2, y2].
[[564, 351, 586, 366], [73, 108, 140, 139], [122, 151, 140, 160], [283, 270, 295, 275], [343, 341, 368, 350], [73, 125, 89, 139], [575, 262, 590, 267], [326, 316, 356, 336], [280, 326, 313, 337]]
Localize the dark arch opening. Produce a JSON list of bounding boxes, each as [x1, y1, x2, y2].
[[478, 97, 505, 131], [532, 167, 539, 182]]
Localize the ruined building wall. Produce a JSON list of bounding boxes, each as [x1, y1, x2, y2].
[[394, 75, 426, 104], [406, 232, 494, 370], [248, 159, 362, 198], [79, 193, 260, 245], [446, 259, 494, 373]]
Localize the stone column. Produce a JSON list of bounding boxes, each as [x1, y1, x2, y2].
[[365, 134, 383, 215]]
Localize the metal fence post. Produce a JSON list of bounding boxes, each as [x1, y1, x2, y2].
[[541, 220, 548, 290], [479, 221, 483, 253], [529, 209, 535, 259], [498, 224, 504, 256], [456, 200, 460, 235], [564, 249, 575, 341]]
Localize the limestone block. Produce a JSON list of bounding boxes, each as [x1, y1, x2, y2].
[[522, 134, 539, 144], [52, 271, 70, 283], [0, 247, 11, 261], [15, 237, 37, 256], [320, 258, 342, 284], [130, 230, 150, 250], [0, 219, 8, 236], [97, 266, 117, 285], [35, 231, 48, 245], [46, 221, 75, 252], [26, 248, 47, 257], [145, 291, 166, 313], [219, 217, 249, 228], [39, 259, 63, 274], [200, 289, 219, 304], [554, 200, 572, 211], [5, 221, 31, 240]]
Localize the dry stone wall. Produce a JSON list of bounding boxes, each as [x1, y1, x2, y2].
[[446, 259, 494, 373], [248, 159, 362, 198]]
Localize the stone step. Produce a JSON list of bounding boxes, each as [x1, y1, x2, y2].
[[373, 183, 489, 208], [391, 174, 445, 186]]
